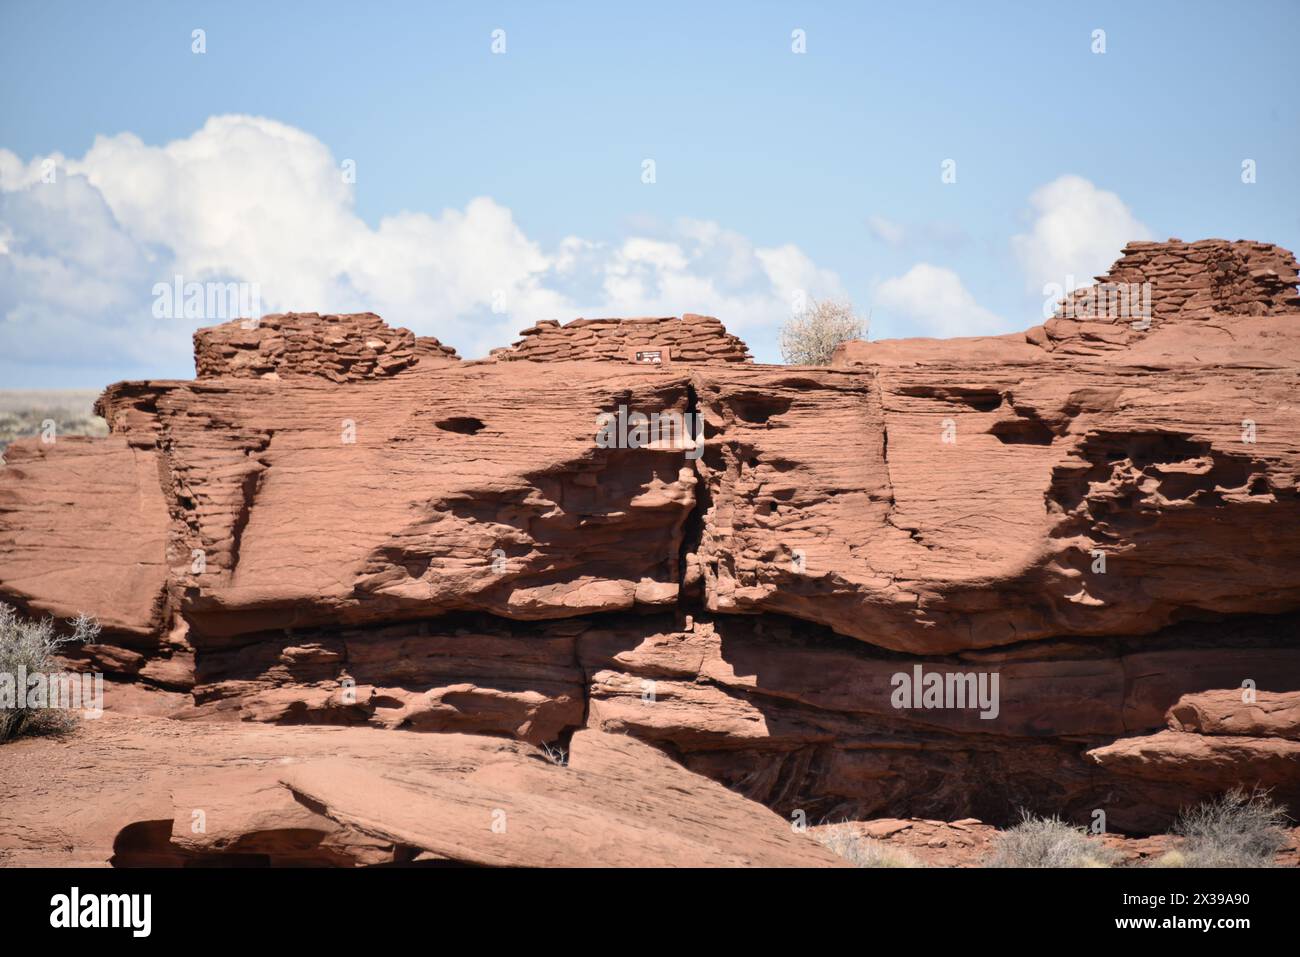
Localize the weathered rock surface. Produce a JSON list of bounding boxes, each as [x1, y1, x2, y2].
[[809, 817, 1300, 867], [1167, 689, 1300, 739], [194, 311, 459, 382], [2, 238, 1299, 849], [702, 348, 1300, 653], [0, 714, 840, 867], [1087, 732, 1300, 833], [0, 436, 170, 639], [187, 614, 587, 744], [89, 363, 696, 640], [1082, 689, 1300, 831], [493, 314, 752, 364], [1044, 239, 1300, 355], [580, 611, 1300, 830]]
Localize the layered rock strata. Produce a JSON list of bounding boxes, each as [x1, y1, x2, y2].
[[2, 240, 1298, 839]]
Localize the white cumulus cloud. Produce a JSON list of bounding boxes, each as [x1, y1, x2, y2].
[[0, 115, 844, 383], [875, 263, 1005, 338], [1011, 174, 1152, 295]]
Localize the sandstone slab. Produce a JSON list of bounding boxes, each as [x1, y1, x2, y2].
[[0, 714, 841, 867]]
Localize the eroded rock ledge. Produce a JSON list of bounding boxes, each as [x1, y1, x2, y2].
[[2, 240, 1298, 840]]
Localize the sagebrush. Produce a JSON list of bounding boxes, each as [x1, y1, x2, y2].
[[0, 603, 99, 743], [987, 811, 1118, 868], [1153, 788, 1290, 868]]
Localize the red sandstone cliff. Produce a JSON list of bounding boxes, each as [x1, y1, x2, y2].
[[1, 241, 1298, 861]]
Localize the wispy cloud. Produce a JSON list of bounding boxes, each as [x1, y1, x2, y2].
[[866, 214, 968, 251]]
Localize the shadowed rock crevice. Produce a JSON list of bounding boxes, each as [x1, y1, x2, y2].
[[434, 416, 486, 435]]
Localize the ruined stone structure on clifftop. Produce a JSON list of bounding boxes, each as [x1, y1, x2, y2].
[[492, 313, 753, 364]]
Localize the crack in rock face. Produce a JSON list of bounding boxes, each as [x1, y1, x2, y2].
[[2, 242, 1300, 861]]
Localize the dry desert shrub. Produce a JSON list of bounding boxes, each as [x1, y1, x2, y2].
[[779, 299, 866, 365], [539, 741, 569, 767], [986, 811, 1119, 868], [815, 822, 922, 868], [1151, 789, 1290, 868], [0, 603, 99, 743]]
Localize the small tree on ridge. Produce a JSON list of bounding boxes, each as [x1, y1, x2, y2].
[[780, 298, 866, 365]]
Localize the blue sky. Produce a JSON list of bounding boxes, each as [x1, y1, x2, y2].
[[2, 0, 1297, 386]]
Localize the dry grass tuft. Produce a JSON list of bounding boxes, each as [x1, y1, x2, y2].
[[815, 822, 922, 868], [986, 811, 1119, 868]]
